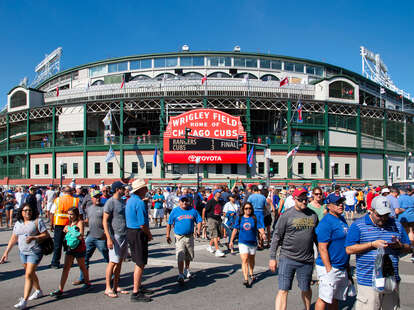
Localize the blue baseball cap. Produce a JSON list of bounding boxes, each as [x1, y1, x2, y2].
[[213, 189, 222, 195], [90, 184, 97, 189], [325, 194, 345, 205], [179, 195, 189, 202]]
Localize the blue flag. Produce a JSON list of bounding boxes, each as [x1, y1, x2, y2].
[[247, 146, 254, 167], [153, 146, 158, 167], [105, 146, 115, 163]]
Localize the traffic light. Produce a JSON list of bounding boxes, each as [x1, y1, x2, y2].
[[185, 127, 192, 140], [269, 159, 275, 177], [237, 135, 244, 149]]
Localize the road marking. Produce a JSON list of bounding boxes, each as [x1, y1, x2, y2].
[[147, 258, 414, 283]]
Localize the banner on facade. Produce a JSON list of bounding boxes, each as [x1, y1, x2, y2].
[[163, 109, 247, 164]]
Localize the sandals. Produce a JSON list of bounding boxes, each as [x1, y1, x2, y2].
[[104, 291, 118, 298], [50, 289, 63, 298], [116, 288, 129, 294], [249, 275, 256, 283], [243, 279, 250, 287]]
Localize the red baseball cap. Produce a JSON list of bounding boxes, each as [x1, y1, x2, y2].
[[375, 187, 381, 192], [293, 188, 308, 198]]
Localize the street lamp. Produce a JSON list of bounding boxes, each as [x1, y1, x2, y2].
[[330, 162, 336, 190], [59, 160, 64, 188], [195, 157, 201, 191]]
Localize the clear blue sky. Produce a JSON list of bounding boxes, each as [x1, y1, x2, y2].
[[0, 0, 413, 109]]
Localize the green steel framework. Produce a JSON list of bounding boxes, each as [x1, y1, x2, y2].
[[0, 95, 412, 184]]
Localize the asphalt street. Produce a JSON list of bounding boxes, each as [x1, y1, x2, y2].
[[1, 219, 414, 310]]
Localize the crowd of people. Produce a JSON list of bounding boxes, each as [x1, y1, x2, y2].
[[0, 180, 413, 309]]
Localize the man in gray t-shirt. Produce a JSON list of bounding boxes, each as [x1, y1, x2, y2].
[[103, 181, 127, 296], [76, 190, 109, 285], [269, 188, 318, 310]]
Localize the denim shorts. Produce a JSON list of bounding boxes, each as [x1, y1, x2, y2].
[[278, 256, 313, 291], [20, 251, 43, 265]]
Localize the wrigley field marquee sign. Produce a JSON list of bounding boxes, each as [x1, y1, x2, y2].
[[163, 109, 247, 164]]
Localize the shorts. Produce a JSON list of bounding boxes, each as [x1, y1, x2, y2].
[[207, 218, 222, 238], [47, 202, 54, 211], [254, 211, 265, 228], [264, 214, 272, 227], [345, 204, 355, 212], [108, 234, 129, 263], [316, 265, 349, 303], [278, 256, 314, 291], [127, 229, 148, 266], [153, 208, 164, 219], [66, 239, 86, 258], [5, 205, 14, 211], [238, 243, 256, 255], [20, 251, 43, 265], [355, 284, 400, 310], [175, 234, 194, 262], [165, 208, 173, 215]]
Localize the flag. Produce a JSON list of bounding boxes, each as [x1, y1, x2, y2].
[[56, 86, 59, 97], [346, 89, 353, 95], [243, 74, 249, 84], [297, 101, 303, 123], [85, 79, 90, 91], [153, 146, 158, 167], [280, 77, 289, 87], [120, 74, 125, 89], [201, 75, 207, 85], [286, 146, 299, 159], [105, 146, 115, 163], [247, 146, 254, 167], [380, 87, 385, 94], [102, 111, 112, 127]]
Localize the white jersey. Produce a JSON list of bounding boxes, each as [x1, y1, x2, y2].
[[343, 190, 357, 206], [45, 190, 56, 210], [284, 195, 295, 211]]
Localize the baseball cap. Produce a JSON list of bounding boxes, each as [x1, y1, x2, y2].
[[92, 190, 102, 198], [111, 181, 125, 193], [371, 196, 391, 215], [325, 194, 345, 205], [76, 185, 82, 189], [213, 189, 222, 195], [293, 188, 308, 198], [90, 184, 97, 189], [179, 195, 189, 202], [375, 187, 381, 192], [381, 188, 390, 194]]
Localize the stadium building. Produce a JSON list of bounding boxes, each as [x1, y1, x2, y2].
[[0, 47, 413, 187]]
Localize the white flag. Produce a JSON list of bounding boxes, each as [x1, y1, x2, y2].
[[102, 111, 112, 127], [105, 146, 115, 163], [243, 74, 249, 84], [380, 87, 385, 94]]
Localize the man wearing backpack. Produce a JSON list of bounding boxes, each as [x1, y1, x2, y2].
[[345, 196, 410, 309]]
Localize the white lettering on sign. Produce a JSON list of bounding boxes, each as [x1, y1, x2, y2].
[[188, 155, 223, 162], [172, 111, 211, 127]]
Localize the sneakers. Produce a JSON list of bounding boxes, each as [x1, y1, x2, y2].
[[215, 249, 225, 257], [28, 289, 43, 301], [206, 245, 215, 253], [177, 274, 185, 285], [14, 298, 27, 309], [130, 292, 152, 302], [184, 269, 192, 279]]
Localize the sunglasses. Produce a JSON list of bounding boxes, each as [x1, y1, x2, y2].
[[314, 193, 322, 196], [244, 207, 253, 210], [296, 198, 308, 203], [22, 209, 32, 212]]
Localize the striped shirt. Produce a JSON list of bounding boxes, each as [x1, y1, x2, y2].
[[345, 214, 409, 286]]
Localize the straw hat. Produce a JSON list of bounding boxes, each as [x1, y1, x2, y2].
[[131, 179, 148, 193]]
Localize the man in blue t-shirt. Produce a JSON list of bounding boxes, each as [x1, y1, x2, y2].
[[166, 196, 202, 284], [152, 189, 165, 228], [345, 196, 410, 309], [315, 195, 350, 309]]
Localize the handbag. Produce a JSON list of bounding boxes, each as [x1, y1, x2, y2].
[[35, 219, 54, 255]]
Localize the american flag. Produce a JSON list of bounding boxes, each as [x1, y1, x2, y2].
[[286, 146, 299, 159]]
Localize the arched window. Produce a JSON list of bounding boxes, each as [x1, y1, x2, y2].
[[234, 73, 258, 79], [260, 74, 280, 81], [183, 72, 204, 80], [130, 74, 151, 81], [154, 73, 175, 81], [207, 72, 231, 78], [91, 80, 104, 86], [10, 91, 27, 108], [329, 81, 355, 100]]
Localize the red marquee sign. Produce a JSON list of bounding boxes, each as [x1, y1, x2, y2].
[[163, 109, 247, 164]]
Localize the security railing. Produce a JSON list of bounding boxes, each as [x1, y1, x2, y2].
[[30, 122, 53, 132], [44, 79, 315, 103], [56, 137, 83, 147]]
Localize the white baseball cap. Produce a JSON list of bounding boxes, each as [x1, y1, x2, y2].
[[371, 196, 391, 215], [381, 188, 390, 194]]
